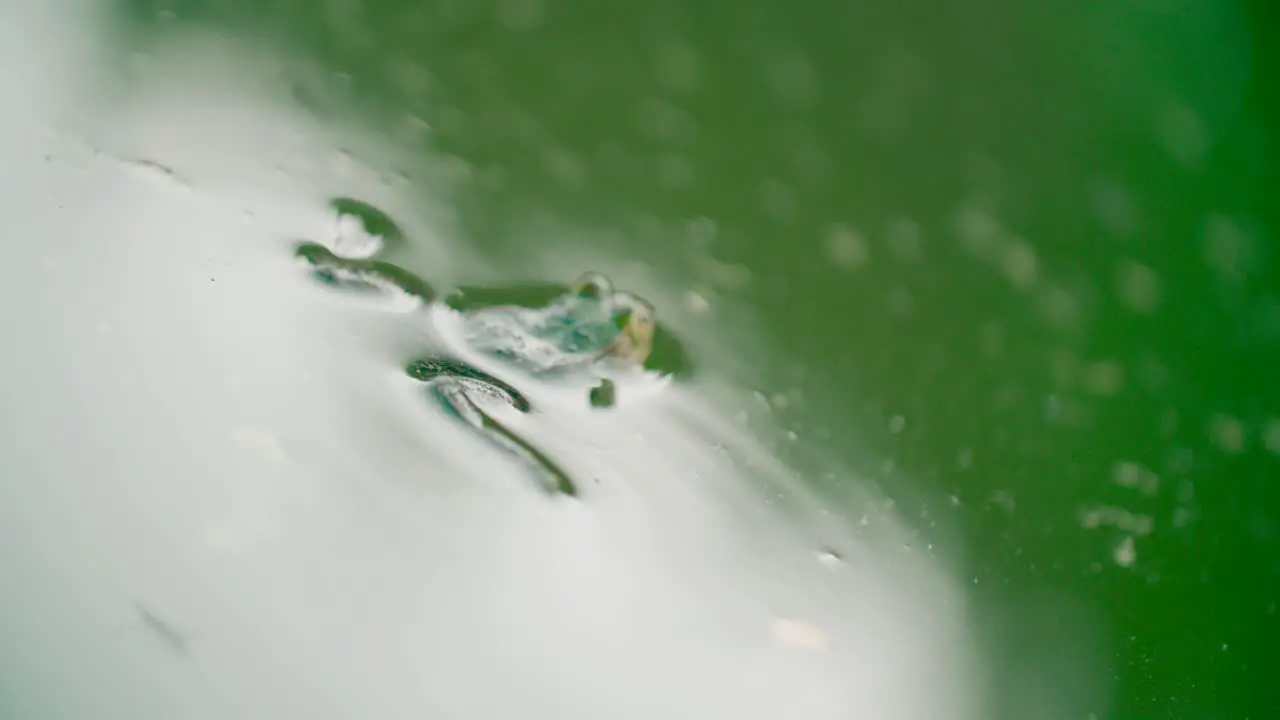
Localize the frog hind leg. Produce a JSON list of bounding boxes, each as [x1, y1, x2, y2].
[[429, 383, 577, 497], [472, 405, 579, 497], [405, 357, 530, 413], [407, 358, 575, 497]]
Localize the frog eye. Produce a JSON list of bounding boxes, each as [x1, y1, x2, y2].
[[611, 306, 634, 329], [572, 272, 613, 300]]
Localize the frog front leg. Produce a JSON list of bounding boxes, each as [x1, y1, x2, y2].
[[294, 242, 436, 304], [588, 378, 617, 409]]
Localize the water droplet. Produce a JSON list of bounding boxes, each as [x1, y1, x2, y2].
[[1113, 536, 1137, 568], [1091, 177, 1138, 238], [1157, 102, 1208, 171], [637, 97, 695, 144], [477, 162, 506, 191], [886, 287, 913, 317], [980, 322, 1006, 357], [656, 153, 695, 191], [1001, 240, 1039, 290], [1115, 261, 1161, 313], [1112, 461, 1160, 496], [768, 54, 817, 108], [888, 415, 906, 434], [1208, 414, 1246, 454], [885, 218, 923, 263], [684, 291, 711, 315], [685, 216, 718, 247], [1038, 283, 1084, 331], [1262, 418, 1280, 455], [1081, 361, 1125, 396], [1176, 477, 1196, 503], [1080, 506, 1154, 535], [824, 224, 869, 269], [986, 490, 1016, 512], [1172, 507, 1194, 528], [788, 142, 831, 186], [1204, 214, 1251, 277], [954, 199, 1000, 257], [542, 146, 586, 186], [759, 178, 798, 221], [1043, 394, 1062, 421], [496, 0, 543, 31], [653, 38, 702, 95]]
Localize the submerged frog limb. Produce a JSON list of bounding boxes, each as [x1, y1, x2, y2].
[[405, 357, 577, 497], [588, 379, 617, 409], [293, 241, 436, 304], [406, 357, 531, 413]]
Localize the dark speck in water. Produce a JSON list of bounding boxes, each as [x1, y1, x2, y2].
[[110, 154, 193, 190], [135, 602, 190, 656]]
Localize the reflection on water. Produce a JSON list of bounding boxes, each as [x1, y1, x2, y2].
[[1, 7, 985, 720]]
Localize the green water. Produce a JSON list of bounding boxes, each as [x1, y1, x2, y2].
[[3, 0, 1275, 717]]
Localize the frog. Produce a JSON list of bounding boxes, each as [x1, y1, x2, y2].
[[294, 240, 662, 497]]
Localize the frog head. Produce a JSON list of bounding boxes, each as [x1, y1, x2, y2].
[[598, 291, 655, 367], [457, 272, 654, 376], [545, 273, 655, 369]]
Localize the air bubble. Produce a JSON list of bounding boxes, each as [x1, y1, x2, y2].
[[1116, 261, 1161, 313], [885, 219, 923, 263], [1208, 413, 1246, 454], [654, 38, 702, 95], [1112, 461, 1160, 496], [1113, 536, 1137, 568], [1262, 418, 1280, 455], [824, 224, 870, 270]]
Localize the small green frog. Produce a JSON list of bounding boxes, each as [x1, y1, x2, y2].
[[295, 241, 662, 497], [449, 271, 655, 392]]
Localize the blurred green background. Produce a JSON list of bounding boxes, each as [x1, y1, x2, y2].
[[113, 0, 1277, 717]]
